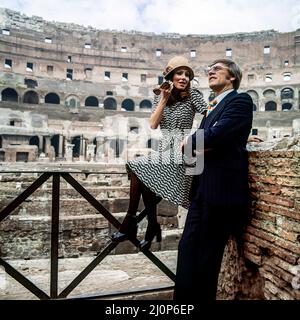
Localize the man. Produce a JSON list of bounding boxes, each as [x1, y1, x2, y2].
[[174, 59, 253, 301]]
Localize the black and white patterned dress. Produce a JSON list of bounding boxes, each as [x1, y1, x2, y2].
[[126, 88, 207, 209]]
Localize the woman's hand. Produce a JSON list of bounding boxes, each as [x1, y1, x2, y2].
[[160, 81, 173, 103]]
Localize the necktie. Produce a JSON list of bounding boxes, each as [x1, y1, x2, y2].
[[206, 99, 218, 117]]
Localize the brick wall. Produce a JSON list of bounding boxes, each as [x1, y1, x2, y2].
[[242, 150, 300, 300]]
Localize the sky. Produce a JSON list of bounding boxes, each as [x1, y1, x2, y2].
[[0, 0, 300, 35]]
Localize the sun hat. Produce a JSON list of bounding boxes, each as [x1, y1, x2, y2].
[[163, 56, 194, 80]]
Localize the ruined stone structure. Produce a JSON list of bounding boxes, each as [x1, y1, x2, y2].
[[0, 8, 299, 300], [0, 8, 300, 162], [0, 138, 300, 299]]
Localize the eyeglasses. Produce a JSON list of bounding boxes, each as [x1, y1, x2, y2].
[[204, 65, 229, 75]]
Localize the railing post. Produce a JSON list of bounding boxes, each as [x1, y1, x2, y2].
[[50, 173, 60, 298]]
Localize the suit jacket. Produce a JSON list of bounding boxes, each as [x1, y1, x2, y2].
[[189, 90, 253, 206]]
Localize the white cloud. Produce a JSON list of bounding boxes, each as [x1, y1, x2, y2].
[[0, 0, 299, 34]]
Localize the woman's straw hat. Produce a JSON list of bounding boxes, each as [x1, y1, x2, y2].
[[163, 56, 194, 80]]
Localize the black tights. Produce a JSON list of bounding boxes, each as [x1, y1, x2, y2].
[[127, 171, 161, 219]]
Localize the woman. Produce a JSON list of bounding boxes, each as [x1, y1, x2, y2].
[[111, 56, 207, 249]]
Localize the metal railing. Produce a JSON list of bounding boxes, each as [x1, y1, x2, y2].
[[0, 170, 176, 299]]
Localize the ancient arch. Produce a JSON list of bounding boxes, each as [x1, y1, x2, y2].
[[121, 99, 135, 111], [265, 101, 277, 111], [140, 99, 152, 110], [45, 92, 60, 104], [85, 96, 99, 107], [23, 90, 39, 104], [65, 95, 81, 108], [263, 89, 276, 99], [281, 87, 294, 100], [1, 88, 18, 102], [103, 97, 117, 110]]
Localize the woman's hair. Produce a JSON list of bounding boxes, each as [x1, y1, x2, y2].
[[166, 75, 191, 106]]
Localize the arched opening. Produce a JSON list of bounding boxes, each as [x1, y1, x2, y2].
[[103, 97, 117, 110], [65, 95, 80, 108], [1, 88, 18, 102], [265, 101, 277, 111], [85, 96, 99, 107], [51, 135, 59, 157], [140, 99, 152, 110], [109, 139, 125, 158], [281, 88, 294, 100], [263, 89, 276, 99], [45, 92, 60, 104], [282, 103, 292, 111], [147, 139, 159, 151], [121, 99, 135, 111], [23, 90, 39, 104], [71, 136, 81, 158]]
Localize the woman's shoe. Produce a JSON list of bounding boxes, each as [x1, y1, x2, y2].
[[111, 215, 137, 242], [139, 222, 162, 250]]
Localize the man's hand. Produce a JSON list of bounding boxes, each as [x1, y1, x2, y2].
[[247, 135, 264, 143]]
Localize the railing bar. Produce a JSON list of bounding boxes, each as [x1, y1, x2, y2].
[[0, 258, 50, 299], [61, 173, 120, 227], [0, 172, 52, 222], [59, 285, 175, 300], [58, 241, 118, 298], [0, 170, 176, 299], [50, 174, 60, 298]]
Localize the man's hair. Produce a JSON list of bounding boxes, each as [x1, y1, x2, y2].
[[210, 59, 242, 90]]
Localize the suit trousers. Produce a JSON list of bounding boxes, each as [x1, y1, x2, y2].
[[173, 197, 248, 301]]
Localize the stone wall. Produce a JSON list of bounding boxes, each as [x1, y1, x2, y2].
[[240, 149, 300, 300], [0, 166, 179, 260]]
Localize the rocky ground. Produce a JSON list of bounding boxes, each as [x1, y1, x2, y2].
[[0, 250, 177, 300]]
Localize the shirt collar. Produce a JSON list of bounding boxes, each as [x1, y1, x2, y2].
[[215, 89, 234, 105]]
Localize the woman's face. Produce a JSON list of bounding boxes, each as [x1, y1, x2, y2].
[[172, 68, 190, 90]]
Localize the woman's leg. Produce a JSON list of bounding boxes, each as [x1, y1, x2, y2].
[[139, 181, 162, 249], [111, 171, 141, 241]]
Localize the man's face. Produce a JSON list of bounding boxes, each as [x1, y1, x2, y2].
[[206, 63, 235, 93]]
